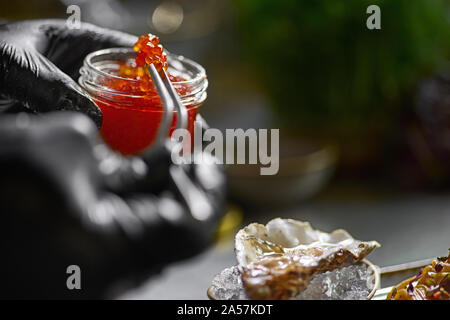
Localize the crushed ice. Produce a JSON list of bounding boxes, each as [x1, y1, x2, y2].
[[209, 266, 248, 300], [209, 263, 373, 300]]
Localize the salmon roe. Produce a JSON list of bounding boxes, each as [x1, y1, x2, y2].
[[104, 33, 188, 98], [134, 34, 168, 72], [93, 33, 198, 155]]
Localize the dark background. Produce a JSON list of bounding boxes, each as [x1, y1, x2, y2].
[[1, 0, 449, 298]]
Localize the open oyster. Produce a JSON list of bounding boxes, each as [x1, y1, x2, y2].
[[235, 218, 380, 299]]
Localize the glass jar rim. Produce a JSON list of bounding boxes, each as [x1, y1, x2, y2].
[[83, 47, 206, 85], [79, 47, 208, 103]]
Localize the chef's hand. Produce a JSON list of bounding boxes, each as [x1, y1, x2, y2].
[[0, 19, 137, 127], [0, 112, 226, 299]]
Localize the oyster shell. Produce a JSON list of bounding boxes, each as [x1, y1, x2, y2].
[[235, 218, 380, 300]]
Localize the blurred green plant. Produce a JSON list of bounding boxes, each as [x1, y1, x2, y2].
[[233, 0, 450, 141]]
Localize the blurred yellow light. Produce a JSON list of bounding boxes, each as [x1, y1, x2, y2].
[[152, 1, 184, 34]]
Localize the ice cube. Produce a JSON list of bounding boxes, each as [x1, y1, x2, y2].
[[209, 263, 372, 300]]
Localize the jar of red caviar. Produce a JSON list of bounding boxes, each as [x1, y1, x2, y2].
[[79, 48, 207, 155]]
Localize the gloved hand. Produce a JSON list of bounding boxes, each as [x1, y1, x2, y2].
[[0, 112, 226, 299], [0, 19, 138, 127]]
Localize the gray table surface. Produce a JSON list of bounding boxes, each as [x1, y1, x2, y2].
[[120, 188, 450, 299]]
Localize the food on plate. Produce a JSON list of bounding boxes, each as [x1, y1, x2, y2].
[[387, 251, 450, 300], [209, 218, 380, 300], [235, 218, 380, 299]]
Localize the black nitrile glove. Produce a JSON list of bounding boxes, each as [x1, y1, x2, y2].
[[0, 112, 226, 299], [0, 19, 138, 127]]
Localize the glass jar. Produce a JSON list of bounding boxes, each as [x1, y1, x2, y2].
[[78, 48, 208, 155]]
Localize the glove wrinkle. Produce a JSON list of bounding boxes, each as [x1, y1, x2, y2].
[[0, 19, 138, 126], [0, 112, 226, 298]]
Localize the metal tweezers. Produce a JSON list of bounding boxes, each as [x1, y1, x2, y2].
[[147, 63, 213, 222], [148, 63, 188, 146]]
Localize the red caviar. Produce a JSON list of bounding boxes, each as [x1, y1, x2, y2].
[[134, 34, 168, 72], [93, 34, 198, 155]]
